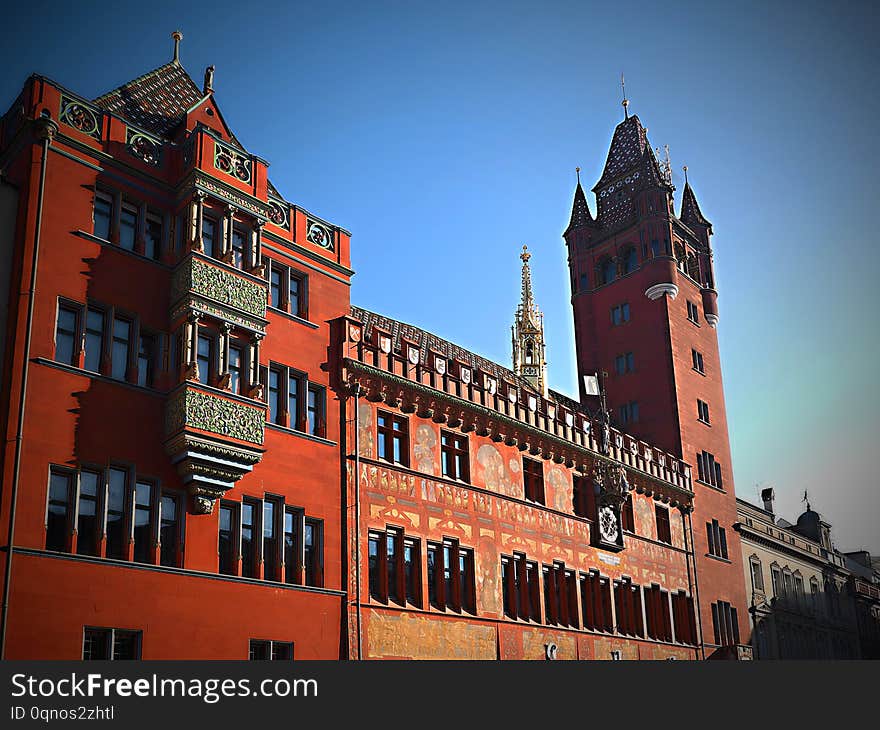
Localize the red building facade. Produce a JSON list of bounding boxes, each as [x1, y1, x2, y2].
[[0, 39, 748, 659]]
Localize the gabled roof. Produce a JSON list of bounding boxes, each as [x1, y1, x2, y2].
[[593, 114, 649, 191], [680, 181, 711, 229], [93, 61, 204, 138], [564, 181, 594, 234]]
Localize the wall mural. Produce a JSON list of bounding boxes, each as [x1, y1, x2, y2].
[[366, 610, 496, 660], [476, 532, 501, 617], [547, 465, 573, 513], [474, 443, 523, 498], [413, 422, 438, 475], [357, 403, 373, 459]]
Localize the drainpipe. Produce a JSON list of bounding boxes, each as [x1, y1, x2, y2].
[[351, 381, 363, 661], [685, 508, 706, 660], [1, 112, 57, 658]]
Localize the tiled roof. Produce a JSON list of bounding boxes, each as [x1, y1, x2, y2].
[[565, 181, 594, 233], [93, 62, 204, 138], [680, 181, 711, 228], [349, 305, 588, 415], [593, 115, 649, 190]]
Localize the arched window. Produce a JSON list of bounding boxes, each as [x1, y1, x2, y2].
[[686, 253, 700, 281], [623, 248, 638, 274], [598, 258, 616, 286], [675, 244, 686, 272]]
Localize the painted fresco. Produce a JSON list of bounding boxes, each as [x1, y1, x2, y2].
[[413, 422, 438, 475], [357, 402, 373, 458], [366, 610, 496, 660], [546, 464, 573, 513], [499, 625, 577, 660], [476, 531, 502, 617], [473, 442, 523, 498]]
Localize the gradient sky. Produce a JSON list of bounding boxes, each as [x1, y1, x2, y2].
[[2, 1, 878, 550]]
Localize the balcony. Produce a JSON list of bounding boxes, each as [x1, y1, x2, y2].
[[170, 253, 268, 334], [164, 383, 266, 514]]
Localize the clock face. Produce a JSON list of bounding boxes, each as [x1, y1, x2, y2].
[[599, 506, 619, 543]]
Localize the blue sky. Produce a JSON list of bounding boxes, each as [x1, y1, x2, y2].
[[2, 1, 878, 550]]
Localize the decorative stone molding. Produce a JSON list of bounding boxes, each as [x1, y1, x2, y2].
[[171, 255, 267, 322], [705, 313, 719, 328], [645, 282, 679, 300], [126, 129, 162, 166], [59, 95, 101, 139], [165, 386, 265, 445], [214, 140, 252, 183]]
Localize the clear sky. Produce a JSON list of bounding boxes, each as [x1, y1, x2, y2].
[[2, 1, 878, 550]]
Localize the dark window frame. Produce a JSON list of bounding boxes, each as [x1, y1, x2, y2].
[[377, 410, 409, 467], [522, 458, 545, 505], [440, 430, 470, 482]]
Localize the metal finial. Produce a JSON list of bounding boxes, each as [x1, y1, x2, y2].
[[576, 166, 581, 185], [621, 73, 629, 119], [520, 244, 531, 263], [171, 30, 183, 64], [683, 165, 688, 184]]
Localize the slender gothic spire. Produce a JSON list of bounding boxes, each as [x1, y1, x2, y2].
[[566, 167, 594, 234], [680, 172, 712, 230], [621, 73, 629, 119], [512, 246, 548, 396], [171, 30, 183, 65]]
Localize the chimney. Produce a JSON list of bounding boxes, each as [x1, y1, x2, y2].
[[761, 487, 775, 515]]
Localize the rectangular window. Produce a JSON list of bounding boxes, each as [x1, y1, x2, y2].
[[241, 499, 259, 578], [270, 267, 282, 309], [614, 578, 644, 637], [692, 349, 705, 374], [426, 538, 474, 613], [711, 601, 740, 647], [83, 628, 141, 660], [55, 304, 79, 366], [268, 366, 282, 425], [687, 300, 700, 324], [621, 495, 635, 533], [615, 352, 634, 375], [119, 203, 137, 251], [750, 559, 764, 592], [137, 332, 155, 387], [645, 585, 673, 642], [132, 480, 153, 563], [696, 451, 723, 489], [202, 217, 216, 259], [672, 592, 697, 645], [502, 553, 540, 622], [76, 470, 102, 557], [263, 497, 281, 581], [303, 518, 322, 587], [267, 261, 308, 319], [580, 571, 613, 632], [93, 192, 113, 240], [522, 458, 545, 504], [249, 639, 293, 660], [287, 371, 301, 430], [105, 467, 128, 560], [282, 506, 302, 585], [307, 385, 325, 437], [370, 527, 419, 607], [697, 399, 711, 424], [572, 475, 597, 520], [228, 344, 243, 395], [619, 401, 639, 424], [610, 303, 631, 326], [441, 431, 469, 482], [145, 213, 162, 260], [219, 503, 238, 576], [231, 228, 247, 269], [707, 519, 728, 559], [197, 335, 213, 386], [84, 307, 104, 373], [159, 492, 181, 568], [111, 317, 131, 381], [46, 469, 73, 552], [655, 505, 672, 544], [377, 411, 409, 466]]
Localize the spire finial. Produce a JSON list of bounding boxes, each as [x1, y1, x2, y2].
[[171, 30, 183, 65], [621, 73, 629, 119], [520, 244, 531, 264], [683, 164, 689, 184], [575, 166, 581, 185]]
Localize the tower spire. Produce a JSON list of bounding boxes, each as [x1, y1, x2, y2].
[[171, 30, 183, 65], [512, 245, 548, 397], [621, 73, 629, 119]]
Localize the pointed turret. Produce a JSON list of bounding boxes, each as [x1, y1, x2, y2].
[[565, 169, 595, 235], [512, 246, 548, 397], [680, 180, 712, 232]]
